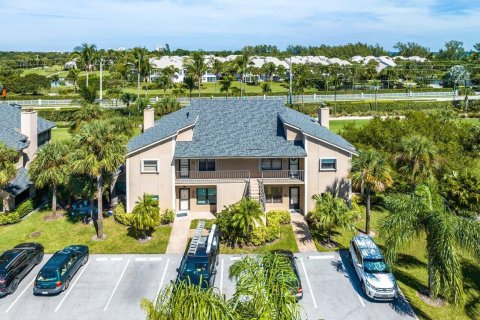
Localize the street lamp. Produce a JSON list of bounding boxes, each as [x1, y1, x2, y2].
[[99, 58, 103, 107]]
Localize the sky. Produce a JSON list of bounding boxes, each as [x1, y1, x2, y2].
[[1, 0, 479, 52]]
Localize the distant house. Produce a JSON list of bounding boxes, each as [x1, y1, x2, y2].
[[125, 100, 356, 216], [0, 104, 55, 212]]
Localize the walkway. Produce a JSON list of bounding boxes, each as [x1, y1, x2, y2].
[[290, 212, 317, 253], [166, 212, 216, 254]]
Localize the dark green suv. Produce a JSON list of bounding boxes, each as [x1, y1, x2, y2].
[[33, 245, 89, 295]]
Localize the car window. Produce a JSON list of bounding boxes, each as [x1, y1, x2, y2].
[[184, 262, 209, 276], [60, 264, 68, 276], [37, 270, 58, 281], [352, 242, 362, 264], [364, 259, 389, 274], [12, 252, 27, 269]]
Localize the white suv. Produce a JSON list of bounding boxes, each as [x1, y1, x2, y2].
[[349, 235, 398, 301]]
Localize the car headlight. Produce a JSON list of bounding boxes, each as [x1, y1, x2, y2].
[[365, 280, 378, 291]]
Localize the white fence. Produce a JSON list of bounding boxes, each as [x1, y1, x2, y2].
[[3, 91, 457, 108]]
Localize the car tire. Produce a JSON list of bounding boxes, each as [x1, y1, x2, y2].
[[82, 254, 89, 266], [63, 278, 70, 291], [9, 278, 19, 294]]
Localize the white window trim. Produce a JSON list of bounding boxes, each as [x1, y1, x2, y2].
[[141, 159, 160, 173], [319, 157, 337, 172]]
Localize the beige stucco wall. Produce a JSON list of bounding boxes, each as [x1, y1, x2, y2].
[[126, 138, 175, 212], [305, 137, 352, 213], [264, 185, 304, 212], [176, 127, 194, 142], [284, 125, 303, 141]]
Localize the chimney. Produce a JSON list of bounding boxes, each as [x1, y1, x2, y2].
[[143, 105, 155, 131], [21, 109, 38, 163], [317, 103, 330, 129]]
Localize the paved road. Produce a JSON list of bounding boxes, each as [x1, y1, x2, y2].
[[0, 252, 416, 320]]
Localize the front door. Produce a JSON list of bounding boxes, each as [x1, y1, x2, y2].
[[289, 158, 299, 178], [179, 188, 190, 211], [289, 187, 300, 210], [180, 159, 189, 178]]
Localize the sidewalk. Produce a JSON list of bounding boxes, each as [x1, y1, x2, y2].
[[290, 212, 317, 253], [166, 212, 215, 254]]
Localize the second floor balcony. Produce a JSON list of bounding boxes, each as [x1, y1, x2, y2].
[[175, 170, 304, 184]]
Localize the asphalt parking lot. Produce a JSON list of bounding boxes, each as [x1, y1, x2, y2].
[[0, 252, 416, 320]]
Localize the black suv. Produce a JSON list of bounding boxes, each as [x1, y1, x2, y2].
[[176, 221, 219, 288], [0, 243, 44, 296]]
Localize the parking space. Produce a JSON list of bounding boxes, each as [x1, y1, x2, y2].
[[1, 253, 416, 320]]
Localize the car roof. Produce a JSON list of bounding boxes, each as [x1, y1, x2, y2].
[[42, 251, 71, 269], [0, 249, 24, 270], [14, 242, 41, 250], [353, 235, 384, 260]]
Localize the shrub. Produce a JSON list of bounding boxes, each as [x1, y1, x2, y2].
[[0, 212, 20, 225], [250, 226, 267, 246], [265, 217, 281, 242], [113, 202, 132, 226], [14, 199, 34, 219], [160, 209, 175, 225], [266, 210, 291, 225]]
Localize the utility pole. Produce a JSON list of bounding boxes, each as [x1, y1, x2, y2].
[[99, 58, 103, 107], [289, 57, 293, 104]]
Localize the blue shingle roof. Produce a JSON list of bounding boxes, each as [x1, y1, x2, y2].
[[0, 103, 56, 150], [3, 168, 32, 196], [127, 100, 356, 158]]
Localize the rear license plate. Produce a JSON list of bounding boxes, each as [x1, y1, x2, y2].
[[42, 291, 48, 295]]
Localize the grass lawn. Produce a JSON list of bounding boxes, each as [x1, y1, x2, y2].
[[458, 118, 480, 126], [0, 210, 172, 254], [51, 127, 71, 142], [311, 207, 480, 320], [329, 119, 370, 133]]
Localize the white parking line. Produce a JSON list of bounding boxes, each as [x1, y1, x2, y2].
[[356, 292, 366, 307], [156, 259, 170, 298], [135, 257, 162, 262], [299, 258, 318, 309], [230, 256, 243, 261], [308, 255, 335, 260], [220, 259, 224, 294], [4, 276, 36, 313], [96, 257, 123, 262], [103, 259, 131, 312], [55, 260, 91, 312]]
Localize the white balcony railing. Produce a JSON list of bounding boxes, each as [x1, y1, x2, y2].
[[175, 170, 250, 180], [261, 170, 304, 181]]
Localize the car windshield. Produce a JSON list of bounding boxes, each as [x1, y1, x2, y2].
[[37, 270, 58, 281], [364, 259, 389, 274], [183, 261, 208, 276]]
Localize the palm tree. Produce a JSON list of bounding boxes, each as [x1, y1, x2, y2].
[[141, 279, 236, 320], [380, 185, 480, 304], [260, 82, 271, 94], [350, 149, 393, 235], [131, 193, 160, 239], [155, 73, 173, 98], [71, 120, 126, 238], [211, 58, 224, 93], [66, 68, 80, 94], [185, 52, 207, 98], [395, 134, 438, 186], [307, 193, 356, 245], [69, 104, 104, 133], [292, 64, 311, 107], [234, 50, 253, 97], [183, 75, 196, 101], [120, 92, 137, 108], [130, 47, 151, 99], [77, 43, 97, 87], [0, 143, 19, 193], [29, 142, 69, 217], [231, 197, 264, 240], [262, 62, 276, 83], [229, 252, 301, 319], [219, 75, 233, 97]]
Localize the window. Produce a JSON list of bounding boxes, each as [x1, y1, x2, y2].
[[320, 158, 337, 171], [141, 160, 159, 173], [199, 159, 216, 171], [37, 130, 51, 147], [261, 158, 282, 170], [197, 188, 216, 205], [265, 187, 283, 203]]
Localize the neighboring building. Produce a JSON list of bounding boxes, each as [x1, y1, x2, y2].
[[125, 100, 356, 216], [0, 104, 56, 212]]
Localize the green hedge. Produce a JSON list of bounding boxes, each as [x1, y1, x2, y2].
[[38, 108, 79, 122], [0, 199, 34, 225], [291, 100, 455, 116]]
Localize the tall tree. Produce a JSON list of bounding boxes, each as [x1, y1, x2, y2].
[[393, 42, 430, 57], [155, 73, 173, 98], [69, 104, 104, 133], [66, 68, 80, 94], [71, 120, 126, 238], [350, 149, 393, 235], [211, 58, 224, 93], [395, 134, 438, 186], [219, 75, 233, 97], [292, 63, 311, 107], [77, 43, 97, 87], [0, 143, 19, 202], [29, 142, 69, 218], [131, 193, 160, 239], [234, 49, 253, 97], [185, 51, 207, 97], [183, 75, 196, 101], [131, 47, 151, 99], [438, 40, 466, 61], [380, 185, 480, 304]]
